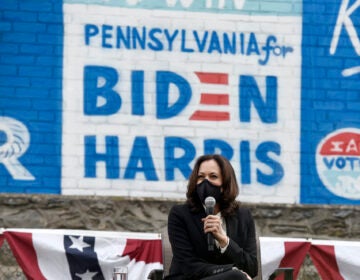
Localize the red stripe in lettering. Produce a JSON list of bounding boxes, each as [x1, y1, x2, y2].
[[200, 93, 229, 105], [190, 111, 229, 121], [195, 72, 228, 84]]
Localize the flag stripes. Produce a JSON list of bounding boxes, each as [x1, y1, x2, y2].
[[2, 229, 163, 280]]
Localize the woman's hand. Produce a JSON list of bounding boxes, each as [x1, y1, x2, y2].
[[241, 270, 252, 280], [201, 215, 228, 247]]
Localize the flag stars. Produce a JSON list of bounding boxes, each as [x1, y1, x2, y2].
[[75, 269, 98, 280], [69, 236, 91, 252]]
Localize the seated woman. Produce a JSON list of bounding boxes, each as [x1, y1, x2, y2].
[[166, 154, 258, 280]]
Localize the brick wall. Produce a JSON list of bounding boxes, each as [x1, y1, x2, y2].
[[1, 0, 360, 205], [0, 0, 63, 193]]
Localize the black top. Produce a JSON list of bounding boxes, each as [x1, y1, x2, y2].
[[167, 203, 258, 279]]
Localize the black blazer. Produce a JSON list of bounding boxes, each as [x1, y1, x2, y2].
[[167, 203, 258, 279]]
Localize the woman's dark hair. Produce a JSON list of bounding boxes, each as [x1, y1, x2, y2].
[[186, 154, 240, 217]]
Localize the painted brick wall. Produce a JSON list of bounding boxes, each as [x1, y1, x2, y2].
[[1, 0, 359, 205], [301, 0, 360, 204], [0, 0, 63, 194]]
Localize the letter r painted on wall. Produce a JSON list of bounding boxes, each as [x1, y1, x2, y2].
[[0, 117, 35, 180]]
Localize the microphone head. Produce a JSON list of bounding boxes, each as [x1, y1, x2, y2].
[[204, 196, 216, 208]]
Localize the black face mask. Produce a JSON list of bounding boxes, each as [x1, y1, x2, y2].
[[196, 179, 222, 204]]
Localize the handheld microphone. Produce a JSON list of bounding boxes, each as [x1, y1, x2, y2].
[[204, 196, 216, 251]]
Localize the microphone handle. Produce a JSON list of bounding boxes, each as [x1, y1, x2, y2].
[[207, 232, 214, 251], [206, 206, 214, 215], [206, 206, 215, 251]]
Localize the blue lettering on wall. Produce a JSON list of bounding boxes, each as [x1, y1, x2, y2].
[[85, 24, 99, 45], [256, 141, 283, 185], [80, 64, 285, 186], [164, 29, 179, 51], [102, 25, 113, 48], [133, 27, 146, 49], [246, 32, 260, 55], [131, 71, 145, 116], [204, 139, 234, 159], [82, 135, 284, 186], [164, 137, 195, 180], [323, 157, 335, 169], [258, 36, 293, 65], [83, 24, 292, 65], [84, 67, 279, 123], [84, 66, 121, 115], [223, 33, 236, 54], [116, 26, 131, 48], [85, 136, 119, 178], [193, 31, 208, 52], [323, 157, 360, 170], [123, 137, 158, 180], [239, 75, 277, 123], [208, 31, 222, 53], [156, 71, 192, 119], [180, 29, 195, 53], [240, 141, 251, 184], [148, 28, 164, 51]]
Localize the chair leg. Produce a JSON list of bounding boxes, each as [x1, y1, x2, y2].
[[268, 267, 294, 280]]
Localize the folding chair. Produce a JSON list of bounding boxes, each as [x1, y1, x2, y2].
[[147, 269, 164, 280], [268, 267, 294, 280]]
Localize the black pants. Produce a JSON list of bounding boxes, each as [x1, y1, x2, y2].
[[201, 270, 249, 280], [164, 270, 249, 280]]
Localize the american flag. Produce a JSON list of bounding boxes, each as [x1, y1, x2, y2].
[[3, 229, 163, 280]]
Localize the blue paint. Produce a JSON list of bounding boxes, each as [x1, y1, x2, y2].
[[239, 75, 277, 123], [301, 0, 360, 204], [84, 66, 122, 116], [156, 71, 192, 119], [83, 24, 290, 64], [0, 0, 63, 194], [123, 137, 158, 180], [256, 141, 284, 186], [85, 136, 120, 179]]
